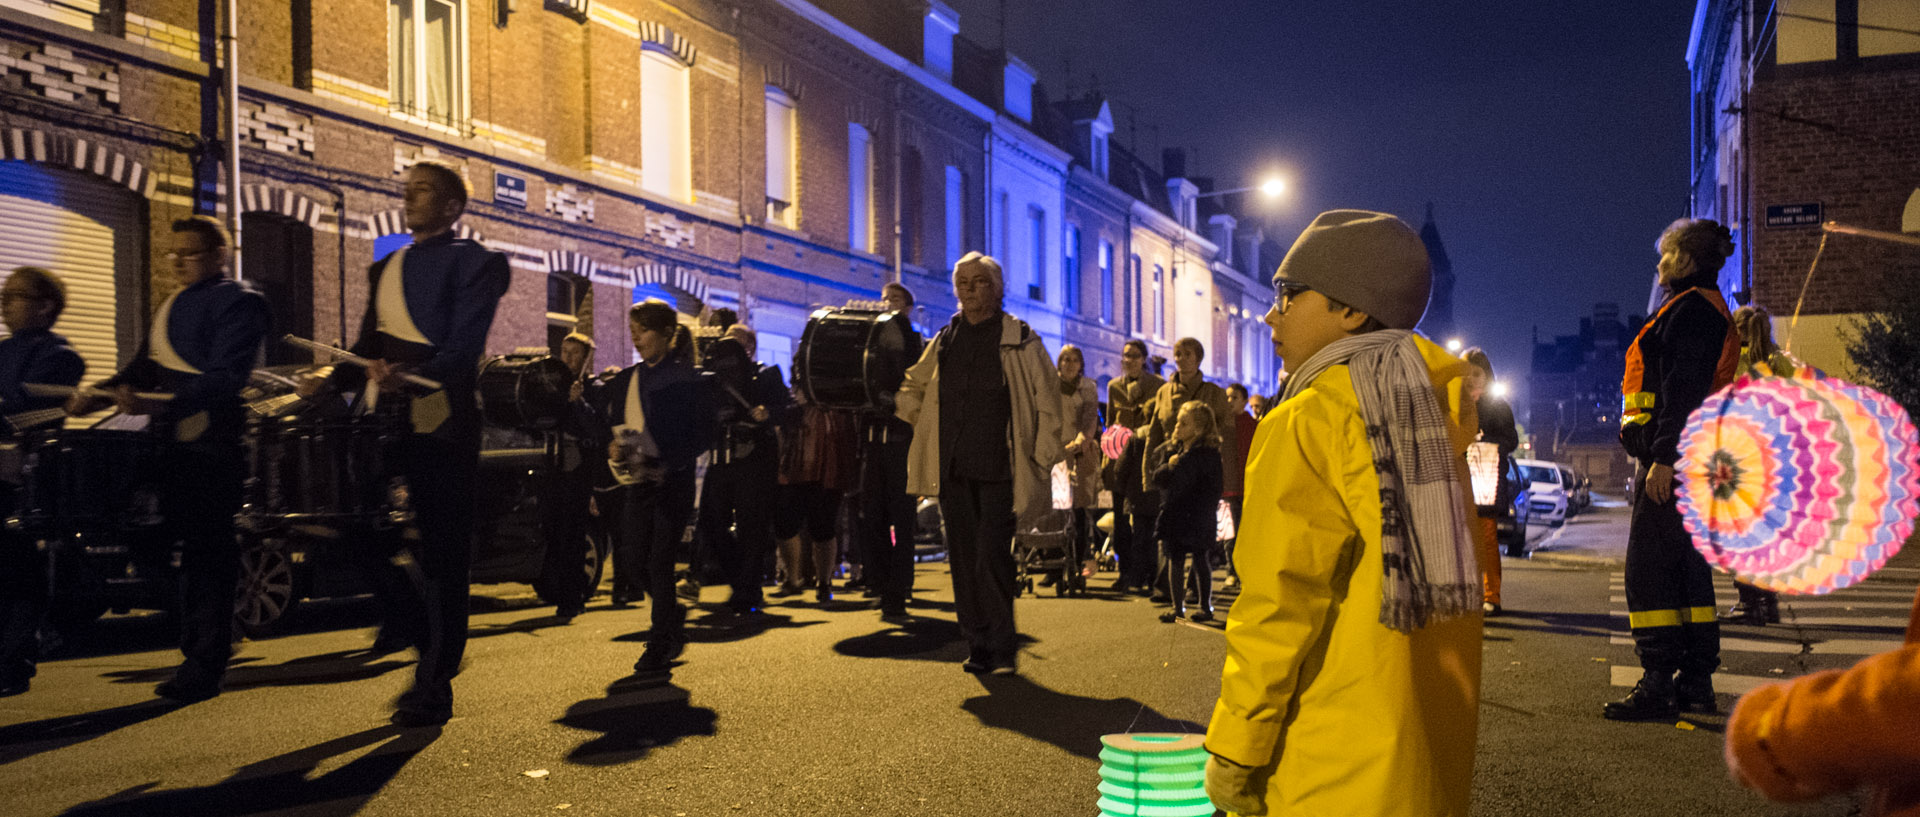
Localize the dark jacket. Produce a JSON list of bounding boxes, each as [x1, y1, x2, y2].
[[1152, 442, 1223, 553], [1476, 394, 1520, 516], [1620, 284, 1735, 466], [103, 277, 270, 443], [0, 328, 85, 433], [589, 357, 711, 478]]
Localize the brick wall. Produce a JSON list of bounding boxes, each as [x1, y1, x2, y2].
[[1749, 65, 1920, 317]]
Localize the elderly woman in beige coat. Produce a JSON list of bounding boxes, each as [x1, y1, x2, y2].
[[896, 252, 1063, 675], [1055, 344, 1101, 586]]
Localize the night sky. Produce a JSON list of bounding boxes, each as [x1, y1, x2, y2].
[[947, 0, 1699, 420]]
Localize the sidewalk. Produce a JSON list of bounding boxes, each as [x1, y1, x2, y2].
[[1520, 493, 1631, 566]]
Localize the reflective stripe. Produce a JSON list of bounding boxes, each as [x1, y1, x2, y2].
[[1628, 607, 1720, 628], [1621, 413, 1652, 427], [1624, 392, 1656, 410]]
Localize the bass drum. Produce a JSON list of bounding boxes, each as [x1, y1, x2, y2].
[[798, 306, 920, 412], [477, 354, 575, 431]]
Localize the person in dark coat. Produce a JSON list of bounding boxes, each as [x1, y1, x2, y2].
[[70, 217, 271, 704], [1154, 401, 1224, 623], [1462, 347, 1518, 615], [697, 327, 792, 615], [303, 161, 511, 725], [0, 266, 86, 697]]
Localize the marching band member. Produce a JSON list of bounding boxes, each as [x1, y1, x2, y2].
[[0, 267, 86, 697], [541, 331, 605, 621], [68, 217, 270, 704], [307, 160, 510, 726]]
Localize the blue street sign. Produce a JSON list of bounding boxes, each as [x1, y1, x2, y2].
[[1765, 203, 1821, 228], [494, 170, 528, 209]]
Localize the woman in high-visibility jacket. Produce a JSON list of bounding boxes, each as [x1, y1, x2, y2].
[[1607, 218, 1741, 722]]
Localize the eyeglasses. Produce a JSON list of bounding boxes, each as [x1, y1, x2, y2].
[[1275, 281, 1311, 314], [165, 250, 214, 262]]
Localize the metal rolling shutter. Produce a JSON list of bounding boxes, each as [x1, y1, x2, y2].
[[0, 167, 134, 390]]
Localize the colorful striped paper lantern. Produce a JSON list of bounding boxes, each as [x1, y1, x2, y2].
[[1096, 733, 1214, 817]]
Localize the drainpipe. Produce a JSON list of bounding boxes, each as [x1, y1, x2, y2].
[[891, 78, 903, 286], [222, 0, 243, 280], [317, 181, 350, 345]]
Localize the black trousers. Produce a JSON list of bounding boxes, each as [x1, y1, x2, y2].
[[162, 442, 246, 688], [538, 466, 595, 609], [1164, 539, 1214, 614], [700, 454, 777, 608], [611, 470, 694, 646], [1128, 490, 1162, 590], [1624, 464, 1719, 677], [0, 485, 41, 687], [941, 477, 1017, 660], [385, 434, 479, 708], [859, 432, 916, 609]]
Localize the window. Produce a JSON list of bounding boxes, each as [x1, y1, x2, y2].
[[1861, 0, 1920, 57], [848, 123, 874, 252], [1127, 254, 1142, 332], [1152, 263, 1165, 338], [996, 190, 1011, 260], [546, 272, 583, 350], [1027, 206, 1046, 302], [641, 44, 692, 201], [765, 87, 796, 227], [389, 0, 466, 126], [944, 166, 964, 268], [922, 3, 958, 81], [1063, 224, 1081, 313], [901, 146, 924, 265], [1777, 0, 1838, 63], [1098, 240, 1114, 323]]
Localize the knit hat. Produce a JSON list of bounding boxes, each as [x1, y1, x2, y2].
[[1274, 210, 1432, 330], [952, 251, 1004, 296]]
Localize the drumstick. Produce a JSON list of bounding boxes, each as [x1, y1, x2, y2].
[[24, 383, 174, 401], [281, 335, 443, 391], [5, 407, 66, 430], [251, 369, 301, 389]]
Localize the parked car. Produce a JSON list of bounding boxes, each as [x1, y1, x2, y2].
[[1496, 458, 1535, 557], [1563, 467, 1592, 514], [1516, 458, 1569, 528]]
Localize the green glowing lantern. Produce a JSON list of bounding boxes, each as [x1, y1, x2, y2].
[[1096, 733, 1214, 817]]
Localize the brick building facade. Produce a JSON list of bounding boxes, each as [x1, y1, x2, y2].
[[0, 0, 1276, 398]]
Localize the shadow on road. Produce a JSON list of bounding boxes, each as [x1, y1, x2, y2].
[[558, 676, 717, 766], [98, 649, 412, 691], [0, 699, 183, 765], [832, 617, 968, 661], [1485, 610, 1617, 639], [961, 674, 1203, 761], [57, 723, 439, 816], [611, 609, 822, 646]]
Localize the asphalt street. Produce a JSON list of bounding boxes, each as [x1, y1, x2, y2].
[[1, 499, 1913, 816]]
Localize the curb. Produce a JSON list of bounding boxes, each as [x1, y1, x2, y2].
[[1522, 549, 1625, 568]]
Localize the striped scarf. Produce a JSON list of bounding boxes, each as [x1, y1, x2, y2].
[[1282, 330, 1480, 633]]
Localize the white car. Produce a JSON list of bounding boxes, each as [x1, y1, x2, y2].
[[1516, 458, 1569, 528]]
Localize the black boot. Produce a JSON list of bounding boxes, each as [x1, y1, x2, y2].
[[1755, 592, 1780, 624], [1603, 671, 1678, 721], [1715, 601, 1758, 624], [1675, 672, 1717, 714]]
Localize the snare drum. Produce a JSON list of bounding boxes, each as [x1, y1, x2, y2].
[[14, 429, 165, 531], [797, 307, 920, 412], [477, 354, 575, 431], [244, 414, 402, 523]]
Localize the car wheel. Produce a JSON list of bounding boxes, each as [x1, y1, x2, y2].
[[234, 536, 299, 638], [1502, 533, 1527, 558]]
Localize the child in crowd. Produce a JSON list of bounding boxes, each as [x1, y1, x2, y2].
[[1154, 401, 1224, 623]]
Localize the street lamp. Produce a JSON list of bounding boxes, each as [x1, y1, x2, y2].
[[1491, 381, 1510, 399], [1195, 176, 1288, 202], [1446, 337, 1463, 353]]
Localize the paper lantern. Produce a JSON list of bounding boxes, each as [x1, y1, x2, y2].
[[1097, 733, 1214, 817], [1676, 370, 1920, 594], [1101, 425, 1135, 461], [1466, 441, 1501, 507], [1215, 500, 1236, 542], [1052, 461, 1073, 510]]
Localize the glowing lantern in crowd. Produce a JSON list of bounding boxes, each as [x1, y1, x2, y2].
[[1676, 370, 1920, 594], [1465, 441, 1501, 507], [1096, 733, 1214, 817], [1101, 425, 1135, 461]]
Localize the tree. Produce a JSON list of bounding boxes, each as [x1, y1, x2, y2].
[[1848, 287, 1920, 419]]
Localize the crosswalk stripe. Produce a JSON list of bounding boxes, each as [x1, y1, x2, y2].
[[1607, 634, 1899, 655], [1607, 595, 1916, 610], [1610, 664, 1774, 696], [1611, 609, 1907, 630]]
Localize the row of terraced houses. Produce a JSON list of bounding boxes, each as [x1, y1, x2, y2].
[[0, 0, 1282, 396]]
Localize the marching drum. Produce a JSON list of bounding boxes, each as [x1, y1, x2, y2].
[[797, 306, 919, 412], [12, 429, 164, 532], [243, 414, 404, 524], [477, 353, 575, 431]]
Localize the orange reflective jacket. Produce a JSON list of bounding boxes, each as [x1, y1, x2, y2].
[[1620, 287, 1739, 450]]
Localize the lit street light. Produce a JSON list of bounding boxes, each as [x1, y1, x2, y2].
[[1491, 381, 1510, 399], [1446, 338, 1464, 353]]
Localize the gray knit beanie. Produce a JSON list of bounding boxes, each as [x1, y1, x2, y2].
[[1274, 210, 1432, 330]]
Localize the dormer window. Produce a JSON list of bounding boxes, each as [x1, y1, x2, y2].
[[1003, 56, 1035, 122], [923, 1, 959, 81]]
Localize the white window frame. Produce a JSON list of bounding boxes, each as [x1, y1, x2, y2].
[[641, 43, 693, 202], [2, 0, 98, 28], [765, 86, 797, 227], [1027, 205, 1046, 303], [388, 0, 469, 131], [944, 166, 964, 268], [1063, 223, 1081, 313], [848, 123, 874, 252], [1098, 239, 1114, 324], [1152, 263, 1165, 339]]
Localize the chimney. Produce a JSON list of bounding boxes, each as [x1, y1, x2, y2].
[[1162, 148, 1186, 179], [1208, 214, 1237, 265], [922, 1, 959, 82]]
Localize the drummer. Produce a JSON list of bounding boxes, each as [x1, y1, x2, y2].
[[303, 159, 510, 727], [67, 217, 270, 704], [541, 331, 605, 620], [857, 283, 924, 621], [0, 266, 86, 697]]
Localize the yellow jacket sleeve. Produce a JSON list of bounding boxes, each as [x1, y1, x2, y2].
[[1207, 392, 1361, 768]]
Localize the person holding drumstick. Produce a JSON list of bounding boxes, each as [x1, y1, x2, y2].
[[68, 217, 270, 704], [0, 266, 86, 697], [300, 160, 510, 726]]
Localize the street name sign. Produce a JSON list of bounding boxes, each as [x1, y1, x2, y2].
[[1765, 203, 1822, 228]]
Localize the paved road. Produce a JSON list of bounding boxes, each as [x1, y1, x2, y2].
[[1, 507, 1911, 816]]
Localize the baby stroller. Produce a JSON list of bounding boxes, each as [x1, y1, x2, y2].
[[1014, 463, 1086, 597]]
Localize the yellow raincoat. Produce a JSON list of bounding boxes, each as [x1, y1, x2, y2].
[[1207, 334, 1484, 817]]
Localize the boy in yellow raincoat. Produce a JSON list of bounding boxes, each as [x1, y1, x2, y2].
[[1205, 210, 1486, 817]]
